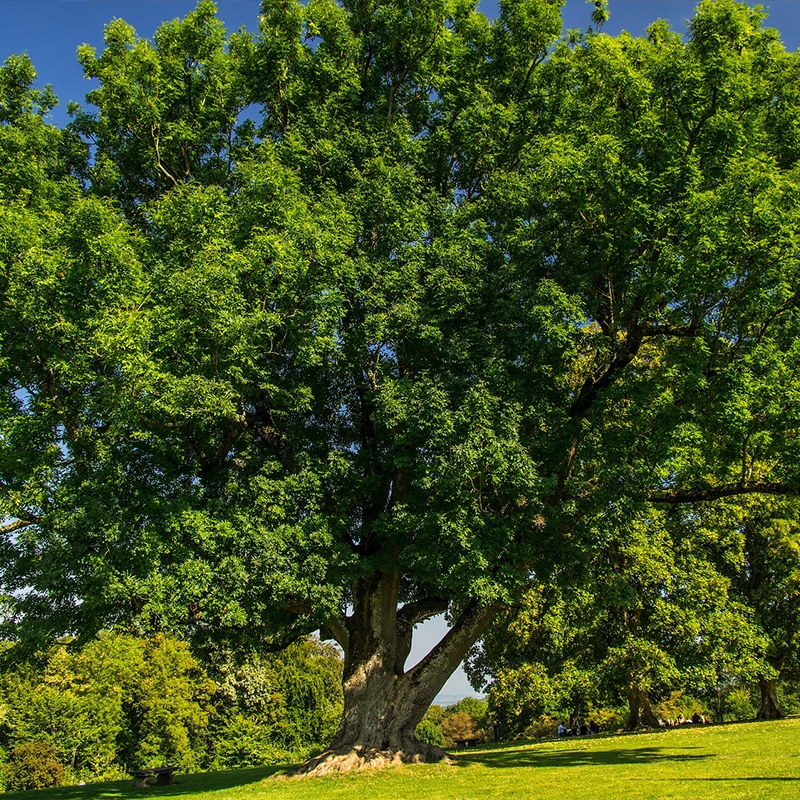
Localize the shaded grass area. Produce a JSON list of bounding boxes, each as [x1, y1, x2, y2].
[[6, 718, 799, 800], [0, 767, 286, 800]]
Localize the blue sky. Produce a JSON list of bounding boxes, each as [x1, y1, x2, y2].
[[1, 0, 797, 704]]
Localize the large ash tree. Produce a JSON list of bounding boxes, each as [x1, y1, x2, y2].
[[2, 0, 800, 773]]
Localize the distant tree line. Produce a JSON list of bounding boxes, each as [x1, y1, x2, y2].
[[415, 697, 491, 748], [0, 635, 341, 791]]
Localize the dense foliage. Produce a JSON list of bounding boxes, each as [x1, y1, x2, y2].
[[1, 0, 799, 766], [6, 742, 64, 792], [469, 498, 800, 732], [415, 697, 489, 746], [0, 635, 342, 789]]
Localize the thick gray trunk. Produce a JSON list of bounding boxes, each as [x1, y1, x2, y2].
[[625, 686, 660, 730], [756, 677, 786, 720], [296, 572, 498, 775]]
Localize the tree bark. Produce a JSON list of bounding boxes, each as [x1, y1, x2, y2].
[[756, 677, 786, 720], [295, 571, 499, 775], [625, 686, 661, 730]]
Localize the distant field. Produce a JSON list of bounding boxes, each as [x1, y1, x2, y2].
[[9, 717, 799, 800]]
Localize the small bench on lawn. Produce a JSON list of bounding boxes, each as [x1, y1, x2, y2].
[[453, 737, 482, 748], [130, 766, 178, 788]]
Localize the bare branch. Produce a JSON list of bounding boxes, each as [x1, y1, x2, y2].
[[151, 125, 179, 185]]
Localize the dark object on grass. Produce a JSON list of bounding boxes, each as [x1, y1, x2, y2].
[[130, 766, 178, 788]]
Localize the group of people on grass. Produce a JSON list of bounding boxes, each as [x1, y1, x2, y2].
[[556, 712, 710, 738], [659, 712, 709, 727], [557, 720, 601, 737]]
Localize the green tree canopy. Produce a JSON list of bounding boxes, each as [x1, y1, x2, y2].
[[2, 0, 800, 772], [672, 496, 800, 719], [470, 507, 768, 733]]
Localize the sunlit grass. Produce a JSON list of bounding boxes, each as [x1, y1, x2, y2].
[[8, 717, 799, 800]]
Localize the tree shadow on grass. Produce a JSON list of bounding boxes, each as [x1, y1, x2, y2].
[[0, 766, 290, 800], [451, 745, 710, 770], [680, 777, 800, 783]]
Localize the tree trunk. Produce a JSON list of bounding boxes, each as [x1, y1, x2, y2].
[[625, 686, 661, 730], [756, 677, 786, 720], [296, 571, 499, 775]]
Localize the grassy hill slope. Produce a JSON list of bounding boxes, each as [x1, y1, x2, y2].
[[8, 717, 799, 800]]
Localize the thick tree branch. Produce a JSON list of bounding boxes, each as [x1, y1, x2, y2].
[[649, 481, 800, 504], [394, 597, 450, 675], [403, 600, 501, 704], [397, 597, 449, 628], [320, 617, 350, 661], [569, 296, 646, 421], [0, 516, 38, 536], [283, 599, 350, 658], [553, 304, 704, 505], [151, 126, 179, 185]]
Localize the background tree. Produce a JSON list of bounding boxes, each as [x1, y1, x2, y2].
[[0, 633, 213, 780], [2, 0, 800, 773], [209, 637, 343, 768], [672, 497, 800, 719], [469, 506, 766, 732]]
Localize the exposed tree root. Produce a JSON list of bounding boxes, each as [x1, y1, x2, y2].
[[291, 741, 450, 777]]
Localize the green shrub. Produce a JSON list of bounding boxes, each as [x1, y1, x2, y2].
[[652, 691, 710, 724], [415, 718, 445, 747], [584, 706, 626, 732], [724, 687, 757, 721], [522, 714, 560, 739], [210, 715, 300, 769], [7, 741, 64, 791], [63, 764, 130, 786], [440, 712, 483, 746]]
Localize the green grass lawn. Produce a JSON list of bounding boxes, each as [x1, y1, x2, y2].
[[8, 718, 799, 800]]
